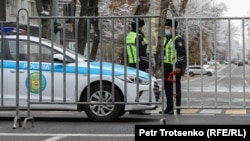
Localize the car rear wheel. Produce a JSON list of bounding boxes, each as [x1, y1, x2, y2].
[[83, 84, 123, 122], [207, 72, 212, 76]]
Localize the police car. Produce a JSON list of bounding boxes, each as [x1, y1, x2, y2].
[[0, 28, 160, 121]]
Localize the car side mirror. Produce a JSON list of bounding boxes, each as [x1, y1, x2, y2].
[[53, 53, 72, 64]]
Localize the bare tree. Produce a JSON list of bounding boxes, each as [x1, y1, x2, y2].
[[155, 0, 188, 70], [77, 0, 151, 60]]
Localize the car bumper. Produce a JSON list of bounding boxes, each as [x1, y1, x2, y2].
[[122, 81, 161, 111]]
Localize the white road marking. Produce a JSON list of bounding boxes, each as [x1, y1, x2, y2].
[[40, 111, 74, 115], [0, 133, 134, 137], [44, 136, 66, 141]]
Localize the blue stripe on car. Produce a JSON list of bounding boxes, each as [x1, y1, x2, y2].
[[0, 61, 150, 79]]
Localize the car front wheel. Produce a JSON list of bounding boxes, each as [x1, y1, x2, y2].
[[83, 84, 123, 122], [189, 72, 194, 76]]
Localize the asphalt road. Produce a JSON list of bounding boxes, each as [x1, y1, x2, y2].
[[1, 109, 250, 141]]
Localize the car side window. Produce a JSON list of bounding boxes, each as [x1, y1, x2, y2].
[[0, 40, 1, 59], [7, 40, 57, 62], [8, 40, 27, 61]]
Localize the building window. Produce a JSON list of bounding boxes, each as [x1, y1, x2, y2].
[[7, 0, 17, 16], [29, 1, 36, 16]]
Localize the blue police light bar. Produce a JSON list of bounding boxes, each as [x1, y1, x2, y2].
[[0, 27, 26, 35], [0, 27, 15, 33]]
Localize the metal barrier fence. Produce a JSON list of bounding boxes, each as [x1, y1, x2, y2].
[[178, 16, 250, 108], [170, 16, 250, 124], [1, 9, 162, 128], [0, 8, 250, 128]]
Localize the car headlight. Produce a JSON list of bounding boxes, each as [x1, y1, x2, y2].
[[117, 75, 149, 85]]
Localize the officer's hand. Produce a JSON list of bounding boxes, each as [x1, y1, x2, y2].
[[175, 68, 181, 74]]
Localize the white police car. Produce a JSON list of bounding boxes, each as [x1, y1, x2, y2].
[[0, 31, 160, 121]]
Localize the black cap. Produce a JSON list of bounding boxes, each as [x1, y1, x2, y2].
[[131, 18, 145, 27], [165, 19, 178, 29]]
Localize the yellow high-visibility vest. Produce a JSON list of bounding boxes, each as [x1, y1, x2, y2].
[[126, 32, 147, 63], [163, 35, 181, 64]]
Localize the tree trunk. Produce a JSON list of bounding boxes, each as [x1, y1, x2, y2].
[[134, 0, 150, 15], [78, 0, 99, 60], [35, 0, 43, 14], [35, 0, 51, 39], [155, 0, 170, 71], [0, 0, 6, 21], [78, 0, 89, 55], [89, 0, 99, 60], [179, 0, 188, 16]]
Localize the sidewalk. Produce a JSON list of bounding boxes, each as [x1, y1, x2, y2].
[[141, 107, 250, 125]]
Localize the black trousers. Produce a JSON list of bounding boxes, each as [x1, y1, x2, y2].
[[128, 63, 147, 72], [164, 63, 182, 111]]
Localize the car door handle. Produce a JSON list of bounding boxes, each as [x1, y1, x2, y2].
[[9, 70, 26, 73]]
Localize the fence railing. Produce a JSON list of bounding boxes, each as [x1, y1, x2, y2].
[[0, 9, 249, 128]]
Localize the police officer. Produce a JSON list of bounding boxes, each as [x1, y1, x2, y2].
[[126, 18, 149, 72], [126, 18, 150, 115], [160, 19, 187, 115]]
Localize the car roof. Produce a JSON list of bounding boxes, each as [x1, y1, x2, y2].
[[1, 35, 63, 51], [1, 35, 87, 61], [1, 35, 53, 43]]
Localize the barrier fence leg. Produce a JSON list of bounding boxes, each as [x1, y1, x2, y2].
[[160, 98, 166, 125], [173, 94, 179, 122], [13, 115, 22, 129], [23, 116, 34, 128], [159, 79, 167, 125], [23, 102, 34, 128]]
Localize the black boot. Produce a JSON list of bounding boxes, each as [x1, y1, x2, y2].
[[177, 109, 181, 114], [159, 109, 173, 114]]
